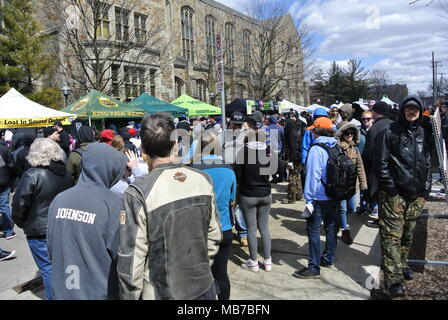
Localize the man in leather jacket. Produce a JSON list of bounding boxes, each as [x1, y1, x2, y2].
[[374, 95, 431, 298]]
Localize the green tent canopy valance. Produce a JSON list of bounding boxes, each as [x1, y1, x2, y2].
[[61, 90, 145, 119], [128, 93, 188, 117], [171, 94, 221, 117]]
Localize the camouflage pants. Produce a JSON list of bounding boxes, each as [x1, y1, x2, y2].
[[378, 191, 426, 287], [287, 164, 303, 201]]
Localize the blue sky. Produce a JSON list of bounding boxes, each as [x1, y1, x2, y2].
[[216, 0, 448, 95]]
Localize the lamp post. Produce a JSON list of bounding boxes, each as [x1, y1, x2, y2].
[[209, 92, 216, 105], [60, 85, 71, 107]]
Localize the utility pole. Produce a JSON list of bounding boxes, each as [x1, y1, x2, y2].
[[431, 52, 442, 104]]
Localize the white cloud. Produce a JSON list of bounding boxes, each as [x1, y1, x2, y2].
[[289, 0, 448, 94]]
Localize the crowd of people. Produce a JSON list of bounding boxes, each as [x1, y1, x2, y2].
[[0, 96, 446, 300]]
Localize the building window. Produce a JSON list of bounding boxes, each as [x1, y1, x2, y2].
[[115, 7, 129, 41], [225, 22, 235, 68], [181, 6, 194, 61], [150, 69, 156, 96], [111, 64, 120, 98], [165, 1, 172, 35], [124, 66, 145, 102], [243, 29, 251, 72], [134, 13, 147, 44], [196, 79, 207, 102], [175, 77, 184, 98], [94, 1, 110, 38], [205, 15, 216, 61]]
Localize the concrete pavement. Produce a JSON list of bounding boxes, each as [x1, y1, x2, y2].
[[0, 182, 381, 300]]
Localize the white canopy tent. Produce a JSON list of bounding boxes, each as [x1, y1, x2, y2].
[[0, 88, 76, 128], [306, 103, 330, 113], [278, 99, 307, 114], [381, 96, 399, 109]]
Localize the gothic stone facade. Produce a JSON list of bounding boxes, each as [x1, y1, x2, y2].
[[38, 0, 307, 106]]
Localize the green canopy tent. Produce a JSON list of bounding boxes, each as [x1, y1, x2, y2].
[[171, 94, 221, 117], [128, 93, 188, 117], [61, 90, 145, 126]]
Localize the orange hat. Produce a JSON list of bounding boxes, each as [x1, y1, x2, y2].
[[307, 117, 333, 130]]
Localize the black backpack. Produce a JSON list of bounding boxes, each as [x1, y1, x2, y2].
[[312, 143, 357, 201]]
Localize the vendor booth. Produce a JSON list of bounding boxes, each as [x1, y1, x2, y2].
[[128, 93, 188, 117], [171, 94, 221, 117], [0, 88, 76, 128]]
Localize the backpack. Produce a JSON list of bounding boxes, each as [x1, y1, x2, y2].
[[313, 142, 357, 201]]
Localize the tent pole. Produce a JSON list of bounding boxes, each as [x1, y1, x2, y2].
[[89, 117, 91, 127]]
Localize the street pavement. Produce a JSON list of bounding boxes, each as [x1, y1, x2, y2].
[[0, 182, 381, 300]]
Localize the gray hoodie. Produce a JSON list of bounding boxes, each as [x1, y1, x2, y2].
[[47, 143, 127, 300]]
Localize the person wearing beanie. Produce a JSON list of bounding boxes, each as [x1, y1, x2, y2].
[[251, 110, 263, 129], [119, 128, 137, 155], [361, 101, 393, 226], [54, 121, 71, 156], [338, 104, 361, 129], [66, 126, 96, 183], [374, 95, 431, 298], [15, 134, 35, 178], [43, 127, 60, 142], [128, 128, 141, 156], [100, 129, 115, 146]]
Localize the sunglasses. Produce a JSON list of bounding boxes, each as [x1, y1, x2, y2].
[[362, 118, 372, 121], [344, 131, 355, 136]]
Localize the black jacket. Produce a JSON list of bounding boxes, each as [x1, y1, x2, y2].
[[58, 129, 71, 155], [284, 119, 302, 163], [374, 96, 432, 199], [0, 143, 14, 192], [362, 116, 394, 199], [234, 141, 271, 197], [12, 160, 74, 238]]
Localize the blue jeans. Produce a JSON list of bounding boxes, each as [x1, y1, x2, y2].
[[28, 239, 53, 300], [306, 200, 339, 273], [339, 193, 358, 230], [234, 205, 247, 239], [0, 188, 14, 237]]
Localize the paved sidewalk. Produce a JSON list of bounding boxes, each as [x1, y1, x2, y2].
[[0, 182, 381, 300]]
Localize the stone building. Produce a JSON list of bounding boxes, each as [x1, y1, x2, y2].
[[37, 0, 307, 106]]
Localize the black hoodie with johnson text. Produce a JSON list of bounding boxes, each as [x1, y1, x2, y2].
[[47, 142, 127, 300]]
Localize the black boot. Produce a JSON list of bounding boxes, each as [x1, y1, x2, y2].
[[388, 283, 405, 298], [341, 230, 353, 245], [402, 267, 415, 280]]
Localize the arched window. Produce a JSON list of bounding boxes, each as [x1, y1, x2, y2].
[[175, 77, 184, 98], [205, 15, 216, 61], [225, 22, 235, 67], [243, 29, 251, 72], [196, 79, 207, 102], [181, 6, 194, 61]]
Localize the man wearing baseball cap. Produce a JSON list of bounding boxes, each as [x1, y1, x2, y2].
[[374, 95, 431, 298], [294, 117, 340, 279]]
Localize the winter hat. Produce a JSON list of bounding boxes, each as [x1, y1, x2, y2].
[[128, 128, 137, 137], [43, 126, 57, 138], [100, 129, 115, 145], [252, 110, 263, 123], [230, 111, 244, 124], [371, 101, 391, 116], [313, 107, 329, 117], [307, 117, 334, 130], [269, 115, 278, 124]]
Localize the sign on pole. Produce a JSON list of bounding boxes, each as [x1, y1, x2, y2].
[[215, 33, 224, 94]]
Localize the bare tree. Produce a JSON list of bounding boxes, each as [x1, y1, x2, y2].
[[241, 0, 311, 101], [369, 69, 390, 99], [43, 0, 168, 100]]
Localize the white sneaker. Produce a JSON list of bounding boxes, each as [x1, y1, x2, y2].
[[241, 259, 259, 272], [264, 258, 273, 272]]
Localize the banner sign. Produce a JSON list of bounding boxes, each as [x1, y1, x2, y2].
[[0, 116, 74, 128]]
